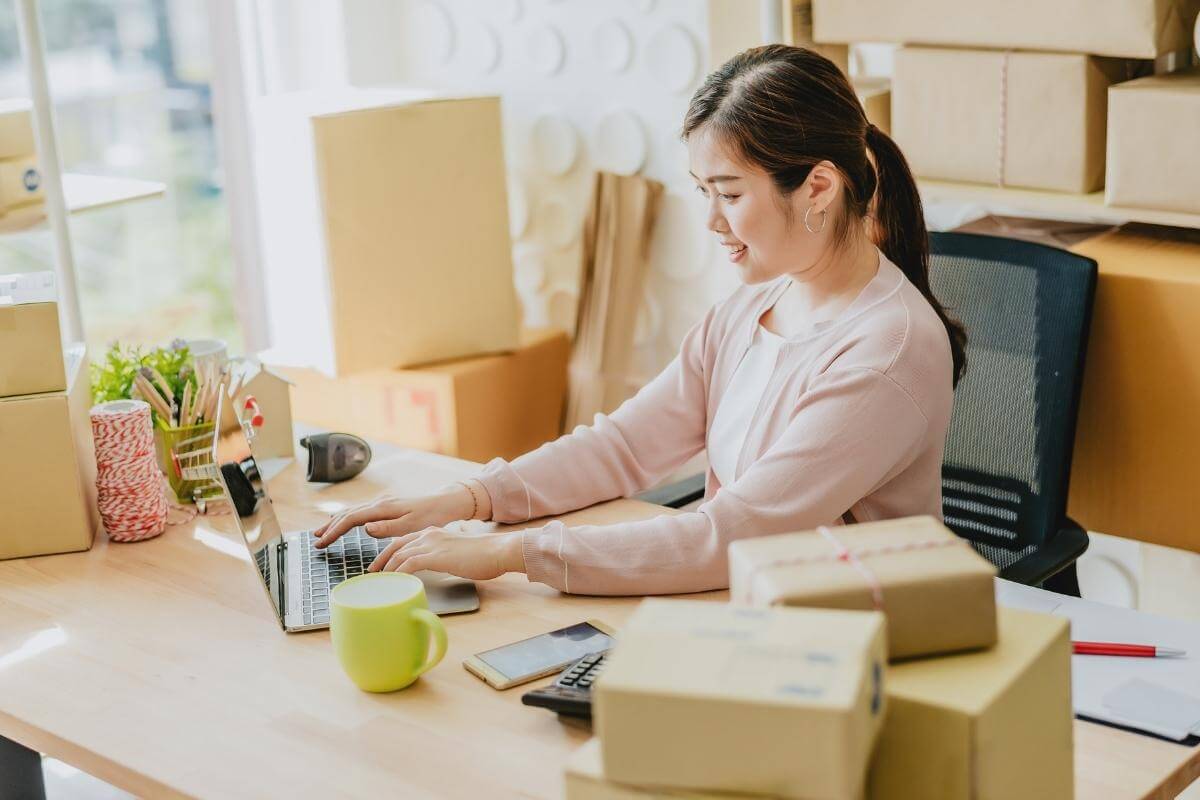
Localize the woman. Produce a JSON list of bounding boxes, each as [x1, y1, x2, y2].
[[313, 45, 966, 595]]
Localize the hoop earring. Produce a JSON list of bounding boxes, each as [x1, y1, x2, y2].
[[804, 206, 827, 235]]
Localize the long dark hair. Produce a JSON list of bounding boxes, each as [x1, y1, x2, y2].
[[683, 44, 967, 387]]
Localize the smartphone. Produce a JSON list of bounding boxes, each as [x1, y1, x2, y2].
[[463, 619, 617, 690]]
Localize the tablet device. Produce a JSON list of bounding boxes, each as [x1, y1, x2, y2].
[[463, 620, 616, 690]]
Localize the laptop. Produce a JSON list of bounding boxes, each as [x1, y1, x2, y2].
[[211, 395, 479, 632]]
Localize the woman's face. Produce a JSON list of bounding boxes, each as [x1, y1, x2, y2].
[[687, 126, 833, 285]]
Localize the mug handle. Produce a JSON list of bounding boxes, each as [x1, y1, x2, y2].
[[410, 607, 448, 678]]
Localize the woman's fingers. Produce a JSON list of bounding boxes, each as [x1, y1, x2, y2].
[[380, 546, 431, 573], [367, 531, 425, 570], [364, 514, 416, 538], [393, 554, 432, 574], [314, 506, 383, 549]]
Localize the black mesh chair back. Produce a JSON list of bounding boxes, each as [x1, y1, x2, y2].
[[929, 232, 1097, 575]]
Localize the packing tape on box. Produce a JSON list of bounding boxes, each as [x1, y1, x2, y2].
[[744, 526, 969, 610], [996, 52, 1011, 186]]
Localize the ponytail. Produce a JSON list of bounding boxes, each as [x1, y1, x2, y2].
[[865, 124, 967, 388]]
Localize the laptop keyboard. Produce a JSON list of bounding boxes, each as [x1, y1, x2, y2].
[[300, 527, 390, 625]]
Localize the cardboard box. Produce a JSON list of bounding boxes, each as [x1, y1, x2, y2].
[[867, 607, 1074, 800], [812, 0, 1200, 59], [0, 154, 42, 210], [781, 0, 850, 75], [252, 89, 519, 376], [1068, 226, 1200, 552], [953, 215, 1116, 250], [729, 516, 997, 660], [0, 98, 34, 160], [0, 346, 99, 560], [281, 327, 568, 463], [596, 600, 886, 800], [566, 739, 755, 800], [0, 272, 65, 397], [707, 1, 848, 74], [1106, 69, 1200, 214], [854, 78, 891, 137], [893, 48, 1146, 193]]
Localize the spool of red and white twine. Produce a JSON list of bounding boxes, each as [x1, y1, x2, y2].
[[90, 400, 168, 542]]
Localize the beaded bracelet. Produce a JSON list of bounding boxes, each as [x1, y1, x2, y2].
[[457, 480, 479, 520]]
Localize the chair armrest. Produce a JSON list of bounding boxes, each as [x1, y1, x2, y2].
[[636, 473, 706, 509], [998, 518, 1089, 586]]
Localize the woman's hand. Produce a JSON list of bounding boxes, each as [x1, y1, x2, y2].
[[312, 484, 478, 549], [368, 528, 525, 581]]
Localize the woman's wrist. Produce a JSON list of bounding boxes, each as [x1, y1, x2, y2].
[[440, 479, 493, 522], [496, 532, 526, 575], [463, 479, 493, 521]]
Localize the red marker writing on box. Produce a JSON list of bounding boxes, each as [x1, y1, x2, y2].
[[1073, 641, 1187, 658]]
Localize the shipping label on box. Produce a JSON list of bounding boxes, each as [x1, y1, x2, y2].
[[0, 154, 42, 210], [597, 600, 885, 800], [729, 516, 997, 660]]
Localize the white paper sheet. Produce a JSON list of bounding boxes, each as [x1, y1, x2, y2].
[[996, 579, 1200, 741]]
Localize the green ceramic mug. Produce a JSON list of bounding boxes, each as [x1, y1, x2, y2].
[[330, 572, 448, 692]]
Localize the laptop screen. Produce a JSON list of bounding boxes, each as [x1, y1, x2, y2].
[[213, 398, 288, 627]]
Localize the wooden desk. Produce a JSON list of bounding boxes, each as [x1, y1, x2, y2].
[[0, 446, 1197, 799]]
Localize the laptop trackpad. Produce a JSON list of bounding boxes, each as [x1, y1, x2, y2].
[[416, 570, 480, 616]]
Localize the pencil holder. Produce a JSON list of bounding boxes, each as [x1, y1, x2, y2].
[[154, 419, 218, 504]]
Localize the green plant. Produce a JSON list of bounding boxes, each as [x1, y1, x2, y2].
[[91, 341, 197, 425]]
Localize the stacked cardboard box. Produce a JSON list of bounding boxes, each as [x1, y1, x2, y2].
[[0, 272, 97, 560], [572, 600, 887, 799], [727, 518, 1074, 797], [251, 89, 520, 378], [811, 0, 1199, 199], [563, 516, 1075, 799], [0, 344, 99, 560], [892, 49, 1146, 193]]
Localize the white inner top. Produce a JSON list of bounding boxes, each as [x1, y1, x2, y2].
[[708, 324, 786, 487], [333, 573, 421, 608]]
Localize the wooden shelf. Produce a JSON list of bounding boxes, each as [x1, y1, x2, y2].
[[919, 180, 1200, 231], [0, 172, 166, 234]]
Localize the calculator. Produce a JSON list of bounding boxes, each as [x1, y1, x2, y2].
[[520, 652, 607, 718]]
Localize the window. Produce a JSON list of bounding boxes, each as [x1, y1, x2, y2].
[[0, 0, 241, 353]]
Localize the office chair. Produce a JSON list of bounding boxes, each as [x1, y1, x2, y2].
[[638, 232, 1097, 596]]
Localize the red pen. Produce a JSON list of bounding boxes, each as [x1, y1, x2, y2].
[[1072, 641, 1187, 658]]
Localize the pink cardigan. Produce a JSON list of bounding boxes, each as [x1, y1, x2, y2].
[[476, 253, 954, 595]]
